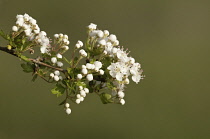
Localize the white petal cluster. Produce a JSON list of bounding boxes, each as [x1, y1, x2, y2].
[[50, 70, 63, 82], [75, 40, 83, 49], [65, 103, 72, 115], [79, 49, 87, 57], [88, 23, 119, 48], [76, 87, 89, 104], [13, 14, 51, 54]]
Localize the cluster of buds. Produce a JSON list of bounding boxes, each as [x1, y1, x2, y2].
[[3, 14, 144, 115]]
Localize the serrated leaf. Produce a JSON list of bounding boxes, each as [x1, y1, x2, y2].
[[21, 63, 34, 73], [51, 84, 66, 97]]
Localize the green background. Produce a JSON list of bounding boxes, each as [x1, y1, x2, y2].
[[0, 0, 210, 138]]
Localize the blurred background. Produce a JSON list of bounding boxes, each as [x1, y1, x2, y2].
[[0, 0, 210, 138]]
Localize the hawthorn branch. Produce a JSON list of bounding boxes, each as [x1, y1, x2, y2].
[[0, 46, 66, 72]]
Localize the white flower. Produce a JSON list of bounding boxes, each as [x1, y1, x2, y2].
[[114, 40, 119, 46], [57, 61, 63, 67], [59, 33, 63, 38], [77, 94, 81, 99], [51, 57, 57, 64], [104, 30, 109, 36], [63, 34, 68, 39], [54, 34, 59, 38], [89, 30, 98, 37], [132, 74, 141, 84], [79, 86, 83, 90], [39, 45, 48, 53], [12, 26, 18, 32], [82, 65, 86, 69], [56, 53, 62, 59], [109, 34, 117, 42], [62, 46, 69, 50], [81, 68, 88, 75], [86, 74, 93, 81], [97, 30, 104, 38], [66, 108, 71, 115], [86, 63, 92, 69], [50, 73, 54, 78], [124, 78, 130, 84], [65, 103, 70, 108], [99, 39, 106, 46], [75, 44, 81, 49], [77, 74, 83, 79], [84, 88, 89, 93], [94, 61, 102, 69], [118, 91, 125, 98], [80, 97, 84, 102], [54, 70, 60, 76], [120, 99, 125, 105], [78, 40, 83, 47], [79, 49, 87, 57], [54, 75, 59, 81], [88, 23, 97, 30], [25, 29, 31, 36], [76, 99, 81, 104], [99, 69, 104, 75], [80, 90, 86, 97]]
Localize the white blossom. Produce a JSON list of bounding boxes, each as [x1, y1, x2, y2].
[[65, 103, 70, 108], [66, 108, 71, 115], [80, 97, 84, 102], [54, 75, 59, 81], [12, 26, 18, 32], [50, 73, 54, 78], [88, 23, 97, 30], [57, 61, 63, 67], [56, 53, 62, 59], [118, 91, 125, 98], [84, 88, 89, 93], [120, 99, 125, 105], [51, 57, 57, 64], [99, 69, 104, 75], [82, 68, 88, 74], [77, 74, 83, 79], [104, 30, 109, 36], [109, 34, 117, 42], [76, 99, 81, 104], [54, 70, 60, 76], [86, 74, 93, 81], [79, 49, 87, 57], [94, 61, 102, 69]]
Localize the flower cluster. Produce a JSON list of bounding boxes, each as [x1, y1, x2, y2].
[[1, 14, 144, 115]]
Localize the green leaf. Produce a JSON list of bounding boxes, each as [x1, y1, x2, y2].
[[21, 63, 34, 73], [32, 74, 38, 82], [99, 93, 113, 104], [51, 84, 66, 97]]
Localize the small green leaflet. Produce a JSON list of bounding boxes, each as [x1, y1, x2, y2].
[[21, 62, 34, 73], [51, 84, 66, 97], [99, 93, 113, 104]]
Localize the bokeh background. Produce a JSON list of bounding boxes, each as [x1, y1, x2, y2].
[[0, 0, 210, 138]]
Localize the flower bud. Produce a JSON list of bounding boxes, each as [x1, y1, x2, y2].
[[104, 30, 109, 36], [65, 103, 70, 108], [51, 57, 57, 64], [80, 90, 86, 97], [99, 69, 104, 75], [77, 74, 83, 79], [81, 68, 88, 74], [109, 34, 117, 42], [76, 99, 81, 104], [56, 53, 62, 59], [80, 97, 84, 102], [86, 74, 93, 81], [54, 75, 59, 81], [54, 70, 60, 76], [54, 34, 59, 38], [84, 88, 89, 93], [12, 26, 18, 32], [120, 99, 125, 105], [66, 108, 71, 115], [57, 61, 63, 67], [118, 91, 125, 98], [50, 73, 54, 78]]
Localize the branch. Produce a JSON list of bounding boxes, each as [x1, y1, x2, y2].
[[0, 46, 66, 72]]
